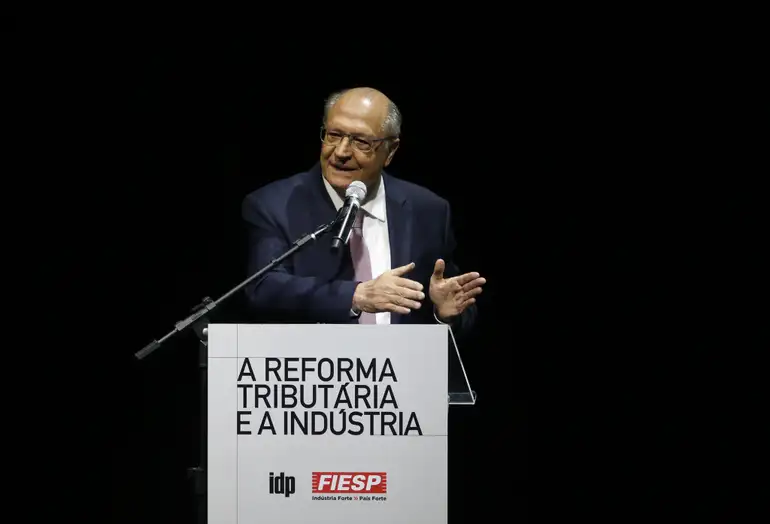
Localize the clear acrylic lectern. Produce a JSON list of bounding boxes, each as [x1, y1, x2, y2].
[[446, 324, 477, 406]]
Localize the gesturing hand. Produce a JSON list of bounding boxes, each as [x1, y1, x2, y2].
[[353, 262, 425, 315], [429, 259, 486, 320]]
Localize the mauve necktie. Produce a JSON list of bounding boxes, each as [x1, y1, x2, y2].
[[350, 211, 375, 324]]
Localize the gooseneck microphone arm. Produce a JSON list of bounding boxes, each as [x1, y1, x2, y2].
[[134, 214, 339, 524]]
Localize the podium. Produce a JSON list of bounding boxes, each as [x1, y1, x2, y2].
[[206, 322, 476, 523], [134, 216, 478, 522]]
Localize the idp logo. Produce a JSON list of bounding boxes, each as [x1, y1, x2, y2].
[[268, 472, 295, 498], [312, 472, 387, 494]]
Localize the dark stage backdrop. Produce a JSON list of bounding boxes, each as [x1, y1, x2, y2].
[[95, 43, 537, 522], [24, 27, 756, 524]]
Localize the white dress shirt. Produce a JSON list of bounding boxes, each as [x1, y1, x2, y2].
[[322, 175, 392, 324]]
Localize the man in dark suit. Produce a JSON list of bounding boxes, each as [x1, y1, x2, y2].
[[241, 87, 485, 336]]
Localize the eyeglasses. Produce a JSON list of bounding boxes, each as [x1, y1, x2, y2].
[[320, 126, 395, 153]]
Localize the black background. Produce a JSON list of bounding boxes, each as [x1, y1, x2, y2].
[[10, 15, 763, 523]]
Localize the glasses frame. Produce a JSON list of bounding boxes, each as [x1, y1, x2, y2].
[[320, 126, 396, 153]]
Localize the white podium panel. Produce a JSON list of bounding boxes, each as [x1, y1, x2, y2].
[[207, 323, 449, 524]]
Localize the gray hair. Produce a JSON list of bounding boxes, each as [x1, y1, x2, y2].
[[323, 89, 402, 138]]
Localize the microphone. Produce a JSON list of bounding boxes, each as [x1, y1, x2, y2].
[[330, 180, 367, 250]]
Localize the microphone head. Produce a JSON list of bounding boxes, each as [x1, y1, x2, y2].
[[345, 180, 367, 201]]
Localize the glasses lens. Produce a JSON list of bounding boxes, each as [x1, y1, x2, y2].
[[352, 138, 372, 152], [320, 128, 374, 152]]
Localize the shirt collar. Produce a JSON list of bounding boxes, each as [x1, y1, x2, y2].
[[322, 175, 387, 222]]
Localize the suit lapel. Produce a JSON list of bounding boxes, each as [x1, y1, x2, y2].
[[384, 174, 412, 324], [384, 174, 411, 270], [299, 169, 413, 324], [306, 162, 339, 219], [297, 165, 348, 277]]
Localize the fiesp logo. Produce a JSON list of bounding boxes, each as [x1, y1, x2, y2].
[[312, 472, 387, 494], [268, 472, 296, 498]]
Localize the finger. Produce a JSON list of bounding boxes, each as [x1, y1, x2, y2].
[[393, 277, 424, 292], [385, 296, 418, 314], [457, 297, 476, 311], [387, 304, 412, 315], [454, 271, 481, 286], [461, 277, 486, 292], [390, 293, 422, 310], [396, 287, 425, 302], [432, 259, 445, 279], [463, 287, 483, 299], [390, 262, 416, 276]]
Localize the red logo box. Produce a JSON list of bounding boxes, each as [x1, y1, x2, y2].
[[312, 472, 387, 493]]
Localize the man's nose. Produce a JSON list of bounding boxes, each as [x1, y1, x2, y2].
[[334, 137, 353, 157]]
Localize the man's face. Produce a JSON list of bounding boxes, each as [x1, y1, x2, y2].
[[320, 94, 399, 195]]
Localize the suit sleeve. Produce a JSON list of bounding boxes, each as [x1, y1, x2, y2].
[[242, 192, 359, 323], [437, 201, 479, 336]]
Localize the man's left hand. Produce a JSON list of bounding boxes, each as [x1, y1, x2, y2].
[[429, 259, 486, 321]]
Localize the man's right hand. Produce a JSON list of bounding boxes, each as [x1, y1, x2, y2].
[[352, 262, 425, 314]]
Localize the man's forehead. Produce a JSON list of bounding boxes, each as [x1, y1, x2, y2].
[[328, 95, 387, 133], [340, 87, 389, 107], [334, 92, 387, 114]]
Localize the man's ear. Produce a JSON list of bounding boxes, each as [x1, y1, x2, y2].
[[384, 138, 400, 167]]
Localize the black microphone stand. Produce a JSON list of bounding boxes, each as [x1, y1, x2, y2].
[[135, 218, 337, 524]]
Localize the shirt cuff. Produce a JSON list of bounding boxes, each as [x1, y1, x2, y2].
[[351, 283, 362, 318]]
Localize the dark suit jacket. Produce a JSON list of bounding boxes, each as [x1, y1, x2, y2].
[[241, 163, 477, 336]]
